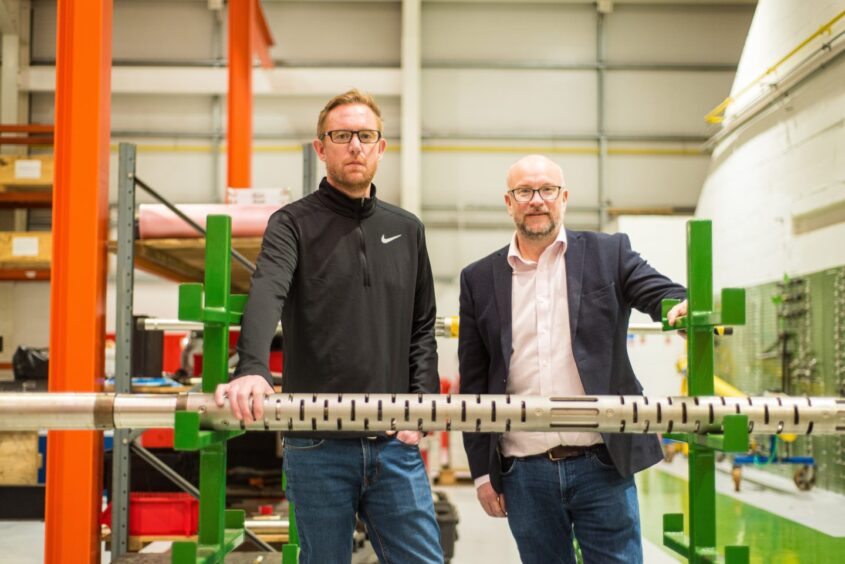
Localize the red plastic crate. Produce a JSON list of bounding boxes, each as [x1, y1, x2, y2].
[[101, 492, 198, 535], [162, 333, 186, 374], [140, 428, 174, 448], [193, 350, 282, 375]]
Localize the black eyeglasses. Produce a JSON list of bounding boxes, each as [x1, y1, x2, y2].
[[320, 130, 382, 144], [508, 185, 562, 203]]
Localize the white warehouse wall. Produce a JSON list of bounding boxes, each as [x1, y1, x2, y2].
[[697, 0, 845, 289], [24, 0, 754, 218], [608, 215, 691, 398]]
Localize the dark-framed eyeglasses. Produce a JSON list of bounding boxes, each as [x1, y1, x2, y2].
[[320, 130, 382, 144], [509, 185, 562, 203]]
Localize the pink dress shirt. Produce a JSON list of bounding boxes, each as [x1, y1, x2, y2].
[[501, 228, 602, 457]]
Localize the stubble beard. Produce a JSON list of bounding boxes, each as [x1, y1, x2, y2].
[[328, 161, 378, 196], [516, 212, 560, 241]]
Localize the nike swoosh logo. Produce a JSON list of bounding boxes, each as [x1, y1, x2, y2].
[[381, 234, 402, 244]]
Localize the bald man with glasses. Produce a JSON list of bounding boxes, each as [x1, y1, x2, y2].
[[458, 155, 688, 564]]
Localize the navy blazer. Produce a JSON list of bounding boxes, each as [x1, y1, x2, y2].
[[458, 229, 687, 492]]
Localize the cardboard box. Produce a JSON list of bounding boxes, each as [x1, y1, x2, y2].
[[0, 155, 53, 190], [0, 431, 40, 485], [0, 231, 52, 267]]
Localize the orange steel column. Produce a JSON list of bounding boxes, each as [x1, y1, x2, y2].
[[252, 0, 275, 69], [228, 0, 254, 189], [44, 1, 113, 562]]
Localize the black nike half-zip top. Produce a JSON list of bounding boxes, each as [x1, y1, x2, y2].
[[234, 177, 439, 437]]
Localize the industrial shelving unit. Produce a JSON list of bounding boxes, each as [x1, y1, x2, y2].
[[110, 142, 278, 560]]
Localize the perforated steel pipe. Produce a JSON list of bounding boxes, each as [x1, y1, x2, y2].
[[1, 392, 844, 435]]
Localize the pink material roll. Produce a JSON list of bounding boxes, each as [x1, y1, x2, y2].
[[138, 204, 283, 239]]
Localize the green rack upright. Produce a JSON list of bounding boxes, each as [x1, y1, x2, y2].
[[661, 219, 750, 564]]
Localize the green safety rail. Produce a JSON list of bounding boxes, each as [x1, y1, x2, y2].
[[170, 215, 300, 563], [661, 220, 750, 563]]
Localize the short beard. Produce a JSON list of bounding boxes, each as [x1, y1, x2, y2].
[[516, 215, 559, 241], [328, 165, 377, 196]]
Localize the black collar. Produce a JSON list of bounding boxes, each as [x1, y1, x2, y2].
[[316, 177, 377, 218]]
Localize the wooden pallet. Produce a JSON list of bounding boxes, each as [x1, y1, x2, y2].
[[108, 237, 262, 294], [102, 532, 290, 553]]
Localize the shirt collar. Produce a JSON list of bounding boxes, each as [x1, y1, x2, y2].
[[316, 177, 377, 218], [507, 228, 567, 269]]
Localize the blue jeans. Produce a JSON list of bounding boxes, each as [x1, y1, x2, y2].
[[283, 436, 443, 564], [501, 447, 642, 564]]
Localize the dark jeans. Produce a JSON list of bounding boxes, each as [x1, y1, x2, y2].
[[501, 447, 643, 564], [283, 436, 444, 564]]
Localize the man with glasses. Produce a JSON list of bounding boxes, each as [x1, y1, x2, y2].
[[458, 155, 687, 563], [215, 89, 443, 563]]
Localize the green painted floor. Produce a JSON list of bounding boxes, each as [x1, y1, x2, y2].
[[636, 467, 845, 563]]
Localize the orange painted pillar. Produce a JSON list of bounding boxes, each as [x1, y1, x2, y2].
[[228, 0, 254, 189], [44, 1, 113, 562]]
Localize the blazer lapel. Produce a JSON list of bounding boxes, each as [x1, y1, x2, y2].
[[565, 229, 585, 339], [492, 251, 513, 372]]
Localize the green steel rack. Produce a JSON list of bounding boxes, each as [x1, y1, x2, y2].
[[661, 220, 750, 563], [170, 214, 300, 563]]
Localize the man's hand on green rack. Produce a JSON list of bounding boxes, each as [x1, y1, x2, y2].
[[666, 299, 689, 337], [213, 375, 274, 424]]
